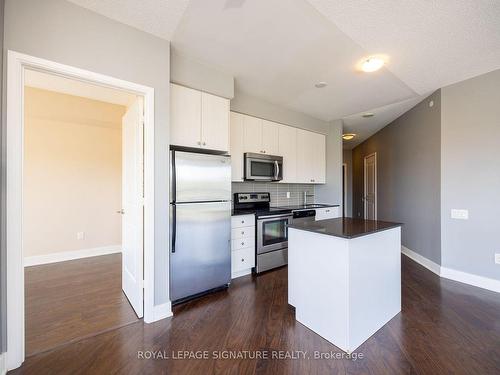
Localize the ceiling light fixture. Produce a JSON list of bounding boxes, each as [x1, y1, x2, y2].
[[315, 81, 328, 88], [362, 112, 375, 118], [357, 55, 387, 73], [342, 133, 356, 141]]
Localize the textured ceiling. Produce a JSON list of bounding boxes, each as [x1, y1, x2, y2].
[[306, 0, 500, 94], [172, 0, 416, 122], [67, 0, 190, 40], [342, 95, 425, 150], [66, 0, 500, 146]]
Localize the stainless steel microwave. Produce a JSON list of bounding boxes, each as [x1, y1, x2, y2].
[[244, 153, 283, 181]]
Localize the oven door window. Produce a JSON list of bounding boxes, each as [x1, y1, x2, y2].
[[262, 219, 288, 246], [251, 161, 275, 178]]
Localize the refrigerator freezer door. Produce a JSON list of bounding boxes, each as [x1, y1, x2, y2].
[[173, 151, 231, 203], [170, 201, 231, 301]]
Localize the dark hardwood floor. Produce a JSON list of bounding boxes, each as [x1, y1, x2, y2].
[[24, 254, 139, 356], [13, 255, 500, 374]]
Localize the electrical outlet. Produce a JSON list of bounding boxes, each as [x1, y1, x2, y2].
[[451, 209, 468, 220], [495, 253, 500, 265], [286, 192, 290, 199], [77, 231, 85, 240]]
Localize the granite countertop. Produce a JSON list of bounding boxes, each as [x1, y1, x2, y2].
[[288, 217, 402, 239]]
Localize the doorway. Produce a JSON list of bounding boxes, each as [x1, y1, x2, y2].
[[363, 152, 377, 220], [6, 51, 156, 370]]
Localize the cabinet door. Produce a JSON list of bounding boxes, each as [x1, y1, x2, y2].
[[262, 120, 280, 155], [243, 115, 263, 153], [201, 92, 230, 151], [278, 124, 297, 183], [296, 129, 314, 183], [312, 132, 326, 183], [170, 83, 201, 148], [230, 112, 245, 182]]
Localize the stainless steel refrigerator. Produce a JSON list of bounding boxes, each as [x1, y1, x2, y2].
[[170, 150, 232, 302]]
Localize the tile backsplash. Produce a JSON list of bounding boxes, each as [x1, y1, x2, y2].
[[232, 182, 315, 207]]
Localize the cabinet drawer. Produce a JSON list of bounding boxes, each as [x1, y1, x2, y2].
[[315, 207, 340, 221], [231, 226, 255, 240], [231, 214, 255, 228], [231, 237, 255, 251], [232, 248, 255, 273]]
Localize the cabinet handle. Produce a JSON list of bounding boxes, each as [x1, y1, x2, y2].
[[241, 242, 245, 246], [197, 141, 201, 145], [241, 231, 245, 235], [241, 220, 244, 224], [202, 141, 206, 146], [241, 258, 245, 262]]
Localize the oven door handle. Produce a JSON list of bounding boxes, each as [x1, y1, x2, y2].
[[258, 214, 293, 220]]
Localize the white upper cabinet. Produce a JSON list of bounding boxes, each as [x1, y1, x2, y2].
[[297, 129, 326, 184], [230, 112, 245, 182], [201, 92, 230, 151], [261, 120, 279, 155], [278, 124, 297, 183], [170, 84, 201, 149], [170, 83, 229, 152], [242, 115, 263, 153], [229, 111, 326, 184]]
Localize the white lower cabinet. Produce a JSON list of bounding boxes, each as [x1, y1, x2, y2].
[[231, 214, 255, 278], [315, 206, 341, 221]]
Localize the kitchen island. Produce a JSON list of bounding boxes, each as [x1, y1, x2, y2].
[[287, 217, 402, 353]]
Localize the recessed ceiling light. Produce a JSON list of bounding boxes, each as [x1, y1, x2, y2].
[[362, 112, 375, 118], [357, 55, 387, 73], [342, 133, 356, 141], [315, 81, 327, 88]]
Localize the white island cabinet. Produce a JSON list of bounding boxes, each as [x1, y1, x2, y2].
[[288, 217, 402, 353]]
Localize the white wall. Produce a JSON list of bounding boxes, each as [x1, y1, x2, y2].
[[441, 69, 500, 281], [23, 87, 123, 258], [3, 0, 171, 305]]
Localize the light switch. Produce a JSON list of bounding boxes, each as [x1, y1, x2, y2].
[[451, 209, 468, 220], [286, 192, 290, 199]]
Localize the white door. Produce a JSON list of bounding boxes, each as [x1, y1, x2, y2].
[[364, 153, 377, 220], [201, 92, 230, 151], [121, 97, 144, 318], [170, 83, 201, 148]]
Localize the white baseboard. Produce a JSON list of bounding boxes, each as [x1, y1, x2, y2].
[[231, 268, 252, 279], [440, 267, 500, 293], [151, 302, 173, 322], [0, 352, 6, 375], [401, 246, 441, 275], [24, 245, 122, 267], [401, 246, 500, 293]]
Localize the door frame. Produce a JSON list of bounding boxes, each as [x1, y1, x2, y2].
[[5, 50, 156, 370], [363, 152, 377, 220], [342, 163, 347, 217]]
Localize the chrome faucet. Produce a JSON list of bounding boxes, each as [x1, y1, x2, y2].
[[303, 191, 314, 205]]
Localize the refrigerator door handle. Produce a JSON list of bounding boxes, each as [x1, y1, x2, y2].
[[171, 150, 176, 203], [171, 204, 177, 253]]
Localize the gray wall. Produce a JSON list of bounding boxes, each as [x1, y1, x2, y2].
[[352, 91, 441, 264], [343, 149, 353, 217], [231, 90, 329, 134], [171, 48, 234, 99], [3, 0, 171, 305], [441, 69, 500, 280], [0, 0, 4, 354]]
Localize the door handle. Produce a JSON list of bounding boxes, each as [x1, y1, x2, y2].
[[171, 205, 177, 253]]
